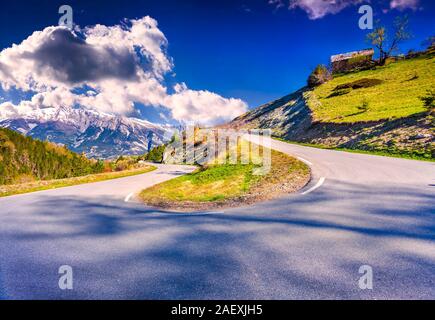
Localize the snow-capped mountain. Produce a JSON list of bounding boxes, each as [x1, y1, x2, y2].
[[0, 106, 170, 158]]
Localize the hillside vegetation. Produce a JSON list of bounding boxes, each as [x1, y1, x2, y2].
[[141, 145, 166, 163], [0, 128, 105, 185], [307, 55, 434, 123], [227, 54, 434, 160], [0, 166, 155, 197]]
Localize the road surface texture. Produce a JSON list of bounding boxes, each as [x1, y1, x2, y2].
[[0, 140, 434, 299]]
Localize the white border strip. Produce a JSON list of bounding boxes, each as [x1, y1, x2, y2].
[[301, 177, 326, 195]]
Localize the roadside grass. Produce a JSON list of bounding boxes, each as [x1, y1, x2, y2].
[[272, 137, 435, 162], [140, 142, 310, 207], [141, 164, 256, 202], [0, 165, 156, 197], [306, 55, 435, 123]]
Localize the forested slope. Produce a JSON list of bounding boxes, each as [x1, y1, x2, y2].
[[0, 128, 104, 185]]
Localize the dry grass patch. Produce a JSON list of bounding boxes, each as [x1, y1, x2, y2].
[[0, 165, 156, 197]]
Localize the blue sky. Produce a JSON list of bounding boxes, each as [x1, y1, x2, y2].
[[0, 0, 433, 124]]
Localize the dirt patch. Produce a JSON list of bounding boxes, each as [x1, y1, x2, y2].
[[327, 78, 383, 98], [334, 78, 383, 91]]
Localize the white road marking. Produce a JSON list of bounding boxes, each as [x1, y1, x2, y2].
[[301, 177, 326, 195], [297, 156, 313, 166], [124, 193, 134, 202]]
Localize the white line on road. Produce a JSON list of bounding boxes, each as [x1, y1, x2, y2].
[[124, 193, 134, 202], [301, 177, 326, 195], [297, 156, 313, 166]]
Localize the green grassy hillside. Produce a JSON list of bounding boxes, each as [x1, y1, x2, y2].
[[307, 55, 434, 123], [227, 54, 434, 160], [0, 128, 105, 185]]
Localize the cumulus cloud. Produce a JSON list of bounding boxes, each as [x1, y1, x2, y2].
[[269, 0, 364, 19], [0, 16, 247, 125], [28, 28, 139, 84], [164, 83, 248, 125]]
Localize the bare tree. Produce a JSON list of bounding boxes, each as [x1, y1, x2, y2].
[[367, 21, 387, 64], [367, 16, 412, 65]]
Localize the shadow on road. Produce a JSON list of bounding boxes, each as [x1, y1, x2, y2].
[[0, 180, 434, 299]]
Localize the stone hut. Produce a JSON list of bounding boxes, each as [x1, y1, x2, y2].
[[331, 49, 374, 73]]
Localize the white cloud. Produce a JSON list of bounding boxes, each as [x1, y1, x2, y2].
[[164, 84, 248, 126], [269, 0, 364, 19], [0, 17, 247, 125], [269, 0, 422, 18], [390, 0, 420, 10], [0, 101, 36, 119]]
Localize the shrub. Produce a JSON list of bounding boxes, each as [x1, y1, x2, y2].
[[420, 89, 435, 109], [114, 159, 131, 171], [307, 65, 332, 88], [144, 145, 166, 163], [358, 98, 370, 112], [102, 160, 113, 173]]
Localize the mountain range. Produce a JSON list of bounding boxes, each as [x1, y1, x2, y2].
[[0, 106, 169, 158]]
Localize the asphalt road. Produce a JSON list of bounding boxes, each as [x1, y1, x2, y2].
[[0, 140, 434, 299]]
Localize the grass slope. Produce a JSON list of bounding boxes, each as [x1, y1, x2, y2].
[[141, 164, 256, 202], [307, 55, 434, 123], [0, 165, 156, 197], [140, 143, 310, 210], [226, 55, 434, 160]]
